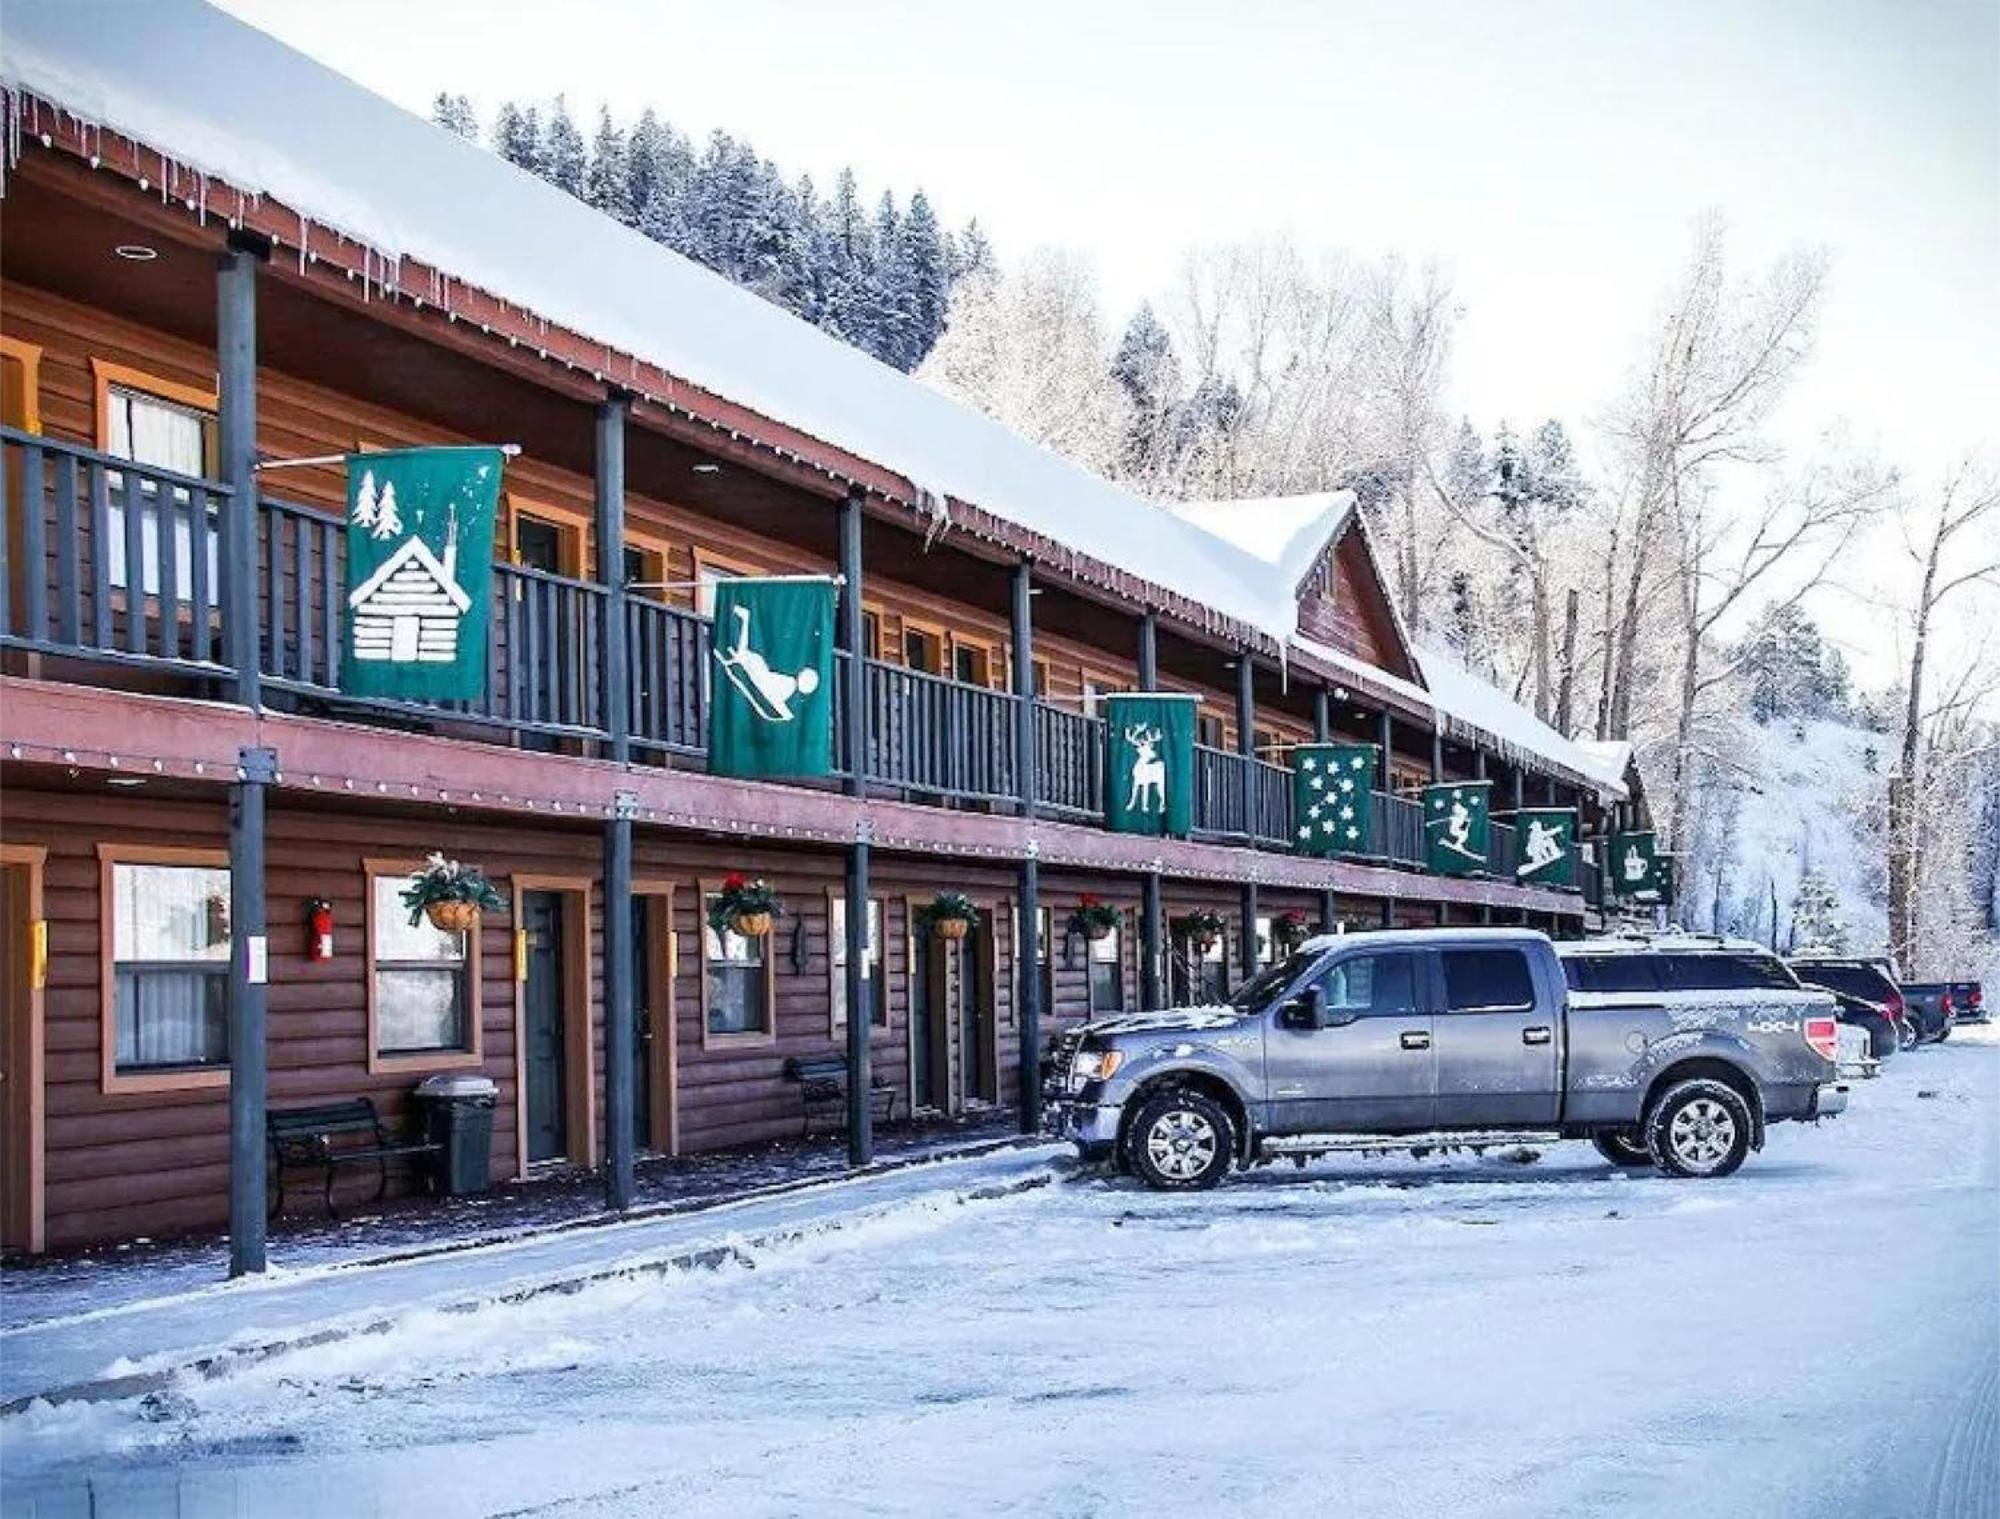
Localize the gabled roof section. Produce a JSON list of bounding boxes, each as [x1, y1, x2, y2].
[[1, 0, 1297, 646]]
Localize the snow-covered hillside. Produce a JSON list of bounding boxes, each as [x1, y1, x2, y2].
[[1687, 716, 1889, 953]]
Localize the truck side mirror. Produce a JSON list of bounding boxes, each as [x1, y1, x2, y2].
[[1281, 986, 1330, 1030]]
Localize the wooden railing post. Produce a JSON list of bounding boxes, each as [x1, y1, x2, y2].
[[596, 395, 636, 1212]]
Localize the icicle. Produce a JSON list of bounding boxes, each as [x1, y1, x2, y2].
[[297, 211, 307, 274]]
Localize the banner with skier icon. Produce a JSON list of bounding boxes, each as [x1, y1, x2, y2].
[[341, 446, 503, 701], [1102, 693, 1197, 837], [1291, 743, 1377, 857], [1511, 807, 1577, 887], [1423, 780, 1491, 876], [1612, 831, 1671, 904], [707, 576, 836, 779]]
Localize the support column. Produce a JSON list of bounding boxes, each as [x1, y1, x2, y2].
[[1012, 560, 1036, 818], [1017, 852, 1042, 1134], [1137, 610, 1158, 690], [596, 396, 636, 1211], [845, 832, 874, 1164], [218, 243, 260, 710], [1240, 881, 1260, 975], [227, 745, 275, 1277], [1237, 651, 1256, 840], [1430, 725, 1445, 783], [1142, 870, 1164, 1008], [1380, 896, 1395, 928], [1513, 765, 1527, 814], [1314, 691, 1337, 930], [839, 490, 873, 1161]]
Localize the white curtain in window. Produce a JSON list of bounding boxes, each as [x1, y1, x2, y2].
[[116, 969, 226, 1066], [106, 389, 214, 597]]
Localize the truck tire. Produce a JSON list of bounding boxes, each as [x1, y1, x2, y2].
[[1591, 1130, 1654, 1168], [1125, 1087, 1235, 1191], [1898, 1018, 1920, 1053], [1645, 1078, 1753, 1179]]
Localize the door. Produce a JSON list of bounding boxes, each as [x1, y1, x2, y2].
[[522, 891, 568, 1163], [631, 895, 653, 1152], [957, 920, 997, 1105], [911, 931, 945, 1111], [1432, 945, 1560, 1125], [1263, 949, 1432, 1134], [1, 856, 42, 1254]]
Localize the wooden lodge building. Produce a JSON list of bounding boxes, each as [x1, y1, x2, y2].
[[0, 4, 1647, 1261]]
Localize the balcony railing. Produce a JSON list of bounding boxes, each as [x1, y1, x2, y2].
[[1, 428, 1599, 897]]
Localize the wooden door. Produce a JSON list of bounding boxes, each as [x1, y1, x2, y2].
[[1, 851, 44, 1254], [630, 894, 653, 1152], [911, 931, 951, 1112], [958, 921, 997, 1105], [522, 891, 568, 1163]]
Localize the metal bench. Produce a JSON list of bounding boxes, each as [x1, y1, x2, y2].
[[266, 1098, 440, 1218], [782, 1055, 897, 1137]]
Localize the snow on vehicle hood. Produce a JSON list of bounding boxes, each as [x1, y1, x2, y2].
[[1080, 1005, 1247, 1039]]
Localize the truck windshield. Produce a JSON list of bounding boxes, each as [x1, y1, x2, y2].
[[1230, 949, 1321, 1012]]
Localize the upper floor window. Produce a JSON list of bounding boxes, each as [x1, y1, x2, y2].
[[696, 562, 744, 619], [103, 380, 219, 597], [1197, 713, 1225, 750]]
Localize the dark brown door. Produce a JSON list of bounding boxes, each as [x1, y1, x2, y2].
[[958, 920, 997, 1105], [631, 895, 653, 1151], [1, 862, 33, 1252], [522, 891, 567, 1164], [912, 930, 950, 1112]]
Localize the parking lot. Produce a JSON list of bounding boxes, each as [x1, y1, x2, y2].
[[5, 1029, 1995, 1519]]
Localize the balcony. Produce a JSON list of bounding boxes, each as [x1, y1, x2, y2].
[[2, 430, 1601, 898]]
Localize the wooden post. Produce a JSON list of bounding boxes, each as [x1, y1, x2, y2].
[[1237, 652, 1256, 840], [1138, 610, 1158, 690], [1142, 870, 1163, 1009], [1513, 765, 1527, 814], [1241, 881, 1260, 977], [227, 744, 275, 1277], [1017, 851, 1042, 1135], [1430, 725, 1444, 783], [1012, 560, 1035, 820]]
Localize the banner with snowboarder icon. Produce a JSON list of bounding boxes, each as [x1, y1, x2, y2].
[[1423, 779, 1492, 876], [1511, 807, 1577, 887], [341, 446, 503, 702], [1103, 693, 1198, 837], [1612, 830, 1669, 903], [1292, 743, 1377, 856], [707, 577, 836, 779]]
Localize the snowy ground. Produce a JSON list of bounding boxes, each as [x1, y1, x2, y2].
[[5, 1033, 1996, 1519]]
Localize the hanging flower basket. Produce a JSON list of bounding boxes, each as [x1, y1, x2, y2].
[[1271, 910, 1313, 956], [401, 852, 504, 932], [920, 891, 980, 942], [1171, 909, 1227, 953], [1068, 894, 1121, 942], [710, 873, 783, 939]]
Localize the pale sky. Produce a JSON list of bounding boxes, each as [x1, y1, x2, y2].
[[219, 0, 1999, 693]]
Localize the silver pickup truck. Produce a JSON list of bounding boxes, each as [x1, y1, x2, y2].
[[1046, 927, 1848, 1190]]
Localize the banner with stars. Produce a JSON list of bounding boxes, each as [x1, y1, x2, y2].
[[1424, 779, 1492, 876], [1291, 743, 1377, 856]]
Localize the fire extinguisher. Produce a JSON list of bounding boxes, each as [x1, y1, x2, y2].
[[305, 897, 335, 962]]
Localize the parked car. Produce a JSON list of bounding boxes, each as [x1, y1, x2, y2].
[[1899, 982, 1972, 1042], [1789, 956, 1923, 1051], [1045, 927, 1847, 1189], [1945, 981, 1988, 1025]]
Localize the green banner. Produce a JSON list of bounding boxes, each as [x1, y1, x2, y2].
[[1512, 807, 1577, 887], [1104, 694, 1197, 837], [708, 577, 836, 778], [1293, 743, 1377, 856], [341, 447, 503, 701], [1424, 780, 1491, 876], [1612, 831, 1669, 903]]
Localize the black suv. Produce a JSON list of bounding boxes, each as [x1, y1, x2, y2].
[[1786, 957, 1914, 1055]]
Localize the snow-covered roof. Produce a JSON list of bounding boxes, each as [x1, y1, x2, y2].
[[1415, 643, 1630, 799], [1, 0, 1303, 645], [1162, 493, 1355, 586]]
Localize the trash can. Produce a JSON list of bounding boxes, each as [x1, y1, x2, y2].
[[413, 1073, 499, 1196]]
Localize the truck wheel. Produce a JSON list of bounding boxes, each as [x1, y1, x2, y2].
[[1898, 1019, 1920, 1053], [1591, 1130, 1653, 1168], [1125, 1088, 1235, 1191], [1645, 1079, 1753, 1179]]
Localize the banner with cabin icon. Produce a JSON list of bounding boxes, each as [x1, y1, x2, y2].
[[341, 446, 503, 701], [1103, 693, 1197, 837], [1511, 807, 1577, 887], [707, 576, 836, 779], [1423, 779, 1491, 876], [1292, 742, 1377, 856], [1612, 831, 1672, 904]]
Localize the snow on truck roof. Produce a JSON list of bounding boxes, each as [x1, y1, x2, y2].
[[0, 0, 1627, 802]]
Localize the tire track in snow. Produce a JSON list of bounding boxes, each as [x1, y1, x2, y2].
[[1926, 1345, 1998, 1519]]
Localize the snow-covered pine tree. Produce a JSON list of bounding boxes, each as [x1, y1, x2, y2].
[[432, 92, 479, 140], [897, 191, 949, 368], [626, 109, 663, 228], [493, 101, 542, 171], [584, 107, 635, 225], [1789, 870, 1848, 953], [1112, 304, 1182, 484], [953, 218, 993, 282], [541, 96, 588, 197], [868, 191, 911, 367], [818, 168, 873, 348]]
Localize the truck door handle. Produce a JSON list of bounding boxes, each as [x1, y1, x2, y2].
[[1400, 1030, 1430, 1050], [1523, 1026, 1552, 1045]]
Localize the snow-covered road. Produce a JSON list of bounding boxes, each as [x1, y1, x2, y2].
[[6, 1032, 1996, 1519]]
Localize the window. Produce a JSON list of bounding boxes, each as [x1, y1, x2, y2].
[[103, 382, 219, 597], [1666, 953, 1798, 992], [1, 335, 41, 433], [703, 893, 771, 1038], [370, 873, 471, 1055], [830, 895, 886, 1028], [1255, 914, 1275, 968], [1088, 918, 1125, 1013], [1033, 660, 1050, 699], [1081, 680, 1104, 720], [514, 515, 564, 573], [904, 625, 944, 674], [862, 609, 883, 661], [1315, 952, 1418, 1018], [110, 861, 229, 1072], [1562, 954, 1661, 994], [1175, 928, 1227, 1004], [1197, 713, 1225, 749], [1441, 949, 1536, 1013], [696, 561, 744, 618]]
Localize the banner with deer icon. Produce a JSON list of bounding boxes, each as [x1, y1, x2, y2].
[[1103, 693, 1198, 837]]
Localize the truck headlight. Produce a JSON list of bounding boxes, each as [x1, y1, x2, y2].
[[1072, 1049, 1123, 1084]]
